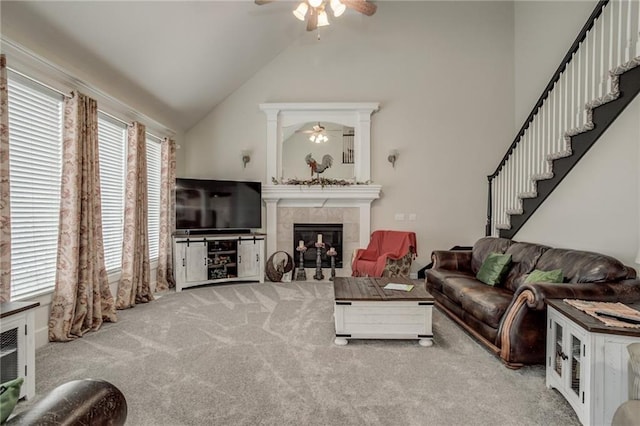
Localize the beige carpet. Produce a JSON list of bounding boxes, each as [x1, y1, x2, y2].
[[22, 281, 579, 425]]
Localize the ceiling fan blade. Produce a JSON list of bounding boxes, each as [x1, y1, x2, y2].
[[254, 0, 276, 5], [306, 11, 318, 31], [343, 0, 377, 16]]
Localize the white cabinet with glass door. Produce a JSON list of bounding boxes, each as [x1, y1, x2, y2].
[[546, 299, 640, 426]]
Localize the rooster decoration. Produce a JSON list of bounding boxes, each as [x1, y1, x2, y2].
[[305, 153, 333, 176]]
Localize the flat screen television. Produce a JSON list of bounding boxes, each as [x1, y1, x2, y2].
[[175, 178, 262, 232]]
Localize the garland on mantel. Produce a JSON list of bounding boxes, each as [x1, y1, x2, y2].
[[271, 177, 371, 187]]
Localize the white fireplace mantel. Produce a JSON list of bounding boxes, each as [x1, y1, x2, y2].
[[262, 184, 382, 257]]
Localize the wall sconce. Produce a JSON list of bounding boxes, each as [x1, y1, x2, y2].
[[242, 150, 251, 168], [387, 149, 399, 168]]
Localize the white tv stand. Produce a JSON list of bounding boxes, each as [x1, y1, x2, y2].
[[173, 233, 265, 291]]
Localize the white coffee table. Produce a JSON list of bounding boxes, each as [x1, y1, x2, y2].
[[333, 277, 434, 346]]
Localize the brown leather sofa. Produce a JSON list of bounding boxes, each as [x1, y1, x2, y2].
[[426, 237, 640, 368]]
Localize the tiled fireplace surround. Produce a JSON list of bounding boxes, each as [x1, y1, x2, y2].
[[278, 207, 358, 274], [262, 185, 382, 278]]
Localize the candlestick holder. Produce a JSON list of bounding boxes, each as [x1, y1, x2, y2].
[[314, 242, 325, 281], [327, 247, 337, 281], [295, 246, 307, 281]]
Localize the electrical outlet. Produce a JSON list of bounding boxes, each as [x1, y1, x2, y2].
[[408, 213, 417, 221], [394, 213, 405, 221]]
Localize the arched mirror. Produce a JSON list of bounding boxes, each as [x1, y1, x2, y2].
[[260, 103, 379, 184]]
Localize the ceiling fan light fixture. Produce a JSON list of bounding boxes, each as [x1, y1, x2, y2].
[[309, 132, 329, 143], [293, 2, 308, 21], [317, 9, 330, 27], [330, 0, 346, 17], [308, 0, 323, 8]]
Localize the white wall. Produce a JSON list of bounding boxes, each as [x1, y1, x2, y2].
[[513, 1, 640, 266], [514, 1, 597, 127], [185, 1, 516, 269]]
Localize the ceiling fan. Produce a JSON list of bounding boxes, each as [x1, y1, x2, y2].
[[255, 0, 377, 32], [295, 123, 341, 143]]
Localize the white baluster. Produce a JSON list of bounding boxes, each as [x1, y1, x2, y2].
[[584, 26, 593, 107], [514, 144, 520, 201], [498, 164, 507, 225], [570, 54, 577, 131], [609, 0, 617, 74], [518, 143, 525, 200], [511, 154, 517, 212], [542, 99, 549, 175], [492, 176, 497, 233], [594, 10, 605, 99], [555, 79, 562, 153], [624, 0, 633, 62], [549, 87, 556, 168], [635, 0, 640, 56], [509, 155, 515, 212], [500, 167, 506, 225], [617, 0, 624, 67], [530, 116, 537, 178], [499, 174, 504, 228], [527, 127, 534, 194], [538, 109, 544, 177], [575, 46, 584, 129], [560, 71, 568, 153], [590, 22, 598, 103]]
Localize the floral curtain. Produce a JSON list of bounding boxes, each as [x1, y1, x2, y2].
[[116, 121, 153, 308], [156, 137, 176, 291], [0, 55, 11, 303], [49, 91, 117, 341]]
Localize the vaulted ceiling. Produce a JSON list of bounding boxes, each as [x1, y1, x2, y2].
[[1, 1, 325, 131]]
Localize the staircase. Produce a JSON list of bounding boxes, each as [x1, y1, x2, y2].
[[487, 0, 640, 239]]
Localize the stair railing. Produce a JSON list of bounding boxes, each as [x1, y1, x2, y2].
[[487, 0, 640, 237]]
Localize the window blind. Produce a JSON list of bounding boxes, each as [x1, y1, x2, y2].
[[146, 137, 161, 262], [7, 74, 63, 300], [98, 114, 126, 273]]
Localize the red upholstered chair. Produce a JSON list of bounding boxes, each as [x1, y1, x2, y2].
[[352, 230, 417, 277]]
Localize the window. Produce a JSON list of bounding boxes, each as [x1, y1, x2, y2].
[[146, 137, 161, 262], [98, 114, 126, 273], [6, 69, 168, 299], [7, 74, 63, 300]]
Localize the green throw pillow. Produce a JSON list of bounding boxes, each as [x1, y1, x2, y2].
[[525, 269, 564, 284], [476, 252, 512, 286], [0, 377, 23, 424]]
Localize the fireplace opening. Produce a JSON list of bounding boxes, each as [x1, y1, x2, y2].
[[293, 223, 343, 268]]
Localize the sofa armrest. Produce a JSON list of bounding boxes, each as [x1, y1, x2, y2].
[[497, 279, 640, 365], [431, 250, 472, 272], [514, 279, 640, 311], [7, 379, 127, 425]]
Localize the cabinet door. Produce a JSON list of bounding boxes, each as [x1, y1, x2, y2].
[[563, 325, 587, 414], [550, 320, 564, 378], [0, 316, 27, 399], [185, 242, 208, 282], [238, 240, 259, 278]]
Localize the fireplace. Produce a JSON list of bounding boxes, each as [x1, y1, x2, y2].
[[293, 223, 343, 268]]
